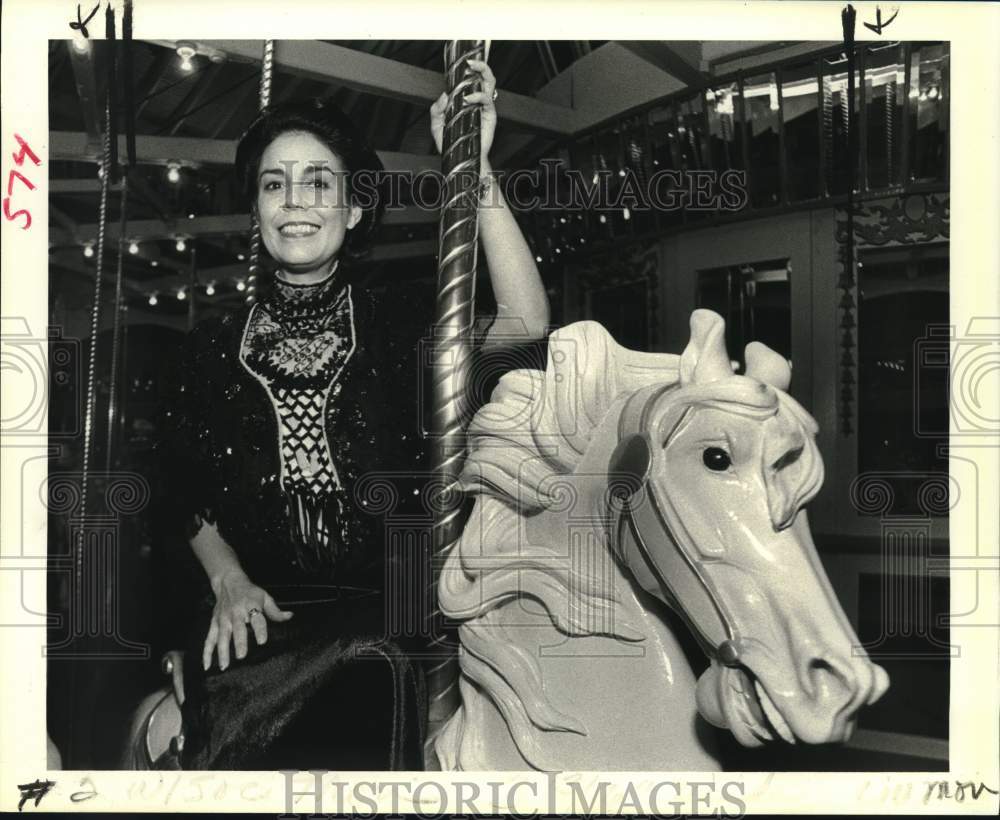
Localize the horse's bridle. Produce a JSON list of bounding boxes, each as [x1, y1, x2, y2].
[[610, 384, 743, 668]]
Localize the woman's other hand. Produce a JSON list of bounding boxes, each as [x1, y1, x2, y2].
[[430, 58, 497, 170], [203, 569, 293, 671]]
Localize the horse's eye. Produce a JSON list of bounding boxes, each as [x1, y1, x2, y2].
[[703, 447, 732, 471]]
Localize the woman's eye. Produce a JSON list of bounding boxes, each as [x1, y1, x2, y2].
[[702, 447, 732, 471], [263, 180, 282, 191]]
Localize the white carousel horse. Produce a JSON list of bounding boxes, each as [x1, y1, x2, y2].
[[434, 309, 889, 771]]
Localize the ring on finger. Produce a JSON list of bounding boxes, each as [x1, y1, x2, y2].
[[247, 607, 263, 620], [492, 88, 498, 102]]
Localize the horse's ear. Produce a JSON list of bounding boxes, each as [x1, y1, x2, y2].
[[745, 341, 792, 391], [608, 433, 652, 498], [680, 310, 733, 385]]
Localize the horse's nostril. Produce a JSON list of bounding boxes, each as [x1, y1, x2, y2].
[[806, 656, 853, 700]]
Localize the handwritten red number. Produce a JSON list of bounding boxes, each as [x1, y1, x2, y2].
[[12, 134, 41, 167], [7, 169, 36, 196], [5, 135, 39, 230], [3, 197, 31, 229]]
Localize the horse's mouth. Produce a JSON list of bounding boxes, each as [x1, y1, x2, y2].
[[698, 664, 797, 746], [728, 666, 798, 745]]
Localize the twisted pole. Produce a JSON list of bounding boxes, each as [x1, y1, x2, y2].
[[424, 40, 487, 758], [76, 99, 114, 613], [245, 39, 275, 305], [104, 171, 129, 473]]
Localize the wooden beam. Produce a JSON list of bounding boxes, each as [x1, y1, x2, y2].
[[49, 204, 80, 243], [154, 40, 578, 136], [51, 178, 122, 193], [65, 40, 102, 144], [49, 253, 148, 299], [70, 206, 436, 244], [126, 172, 173, 223], [119, 239, 438, 292], [166, 62, 226, 137], [618, 42, 708, 88], [49, 131, 439, 174], [133, 49, 174, 121], [211, 76, 258, 139]]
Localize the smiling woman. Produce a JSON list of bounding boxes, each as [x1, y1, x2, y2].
[[255, 134, 361, 279], [155, 86, 549, 770]]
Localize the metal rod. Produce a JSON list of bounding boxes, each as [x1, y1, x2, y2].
[[123, 0, 136, 166], [76, 97, 113, 636], [858, 44, 868, 192], [776, 67, 787, 205], [817, 58, 827, 198], [737, 71, 751, 196], [105, 171, 129, 473], [900, 43, 912, 185], [425, 38, 486, 759], [188, 245, 198, 330], [841, 4, 858, 437]]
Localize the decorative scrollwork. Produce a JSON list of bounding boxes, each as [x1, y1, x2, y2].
[[353, 473, 402, 516], [106, 474, 151, 515], [44, 474, 82, 515], [849, 473, 895, 515], [537, 475, 580, 515], [422, 474, 464, 517], [917, 473, 957, 517]]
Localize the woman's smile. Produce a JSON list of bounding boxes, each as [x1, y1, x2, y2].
[[278, 221, 322, 238]]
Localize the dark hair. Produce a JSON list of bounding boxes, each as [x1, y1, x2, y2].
[[234, 98, 385, 258]]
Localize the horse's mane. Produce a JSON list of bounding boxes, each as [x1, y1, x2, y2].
[[460, 321, 681, 510], [436, 320, 823, 770], [438, 323, 680, 769]]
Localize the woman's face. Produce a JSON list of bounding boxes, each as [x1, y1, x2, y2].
[[256, 130, 362, 278]]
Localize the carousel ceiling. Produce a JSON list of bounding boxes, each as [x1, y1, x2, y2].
[[47, 39, 802, 317]]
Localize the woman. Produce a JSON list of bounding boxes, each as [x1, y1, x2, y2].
[[160, 60, 549, 770]]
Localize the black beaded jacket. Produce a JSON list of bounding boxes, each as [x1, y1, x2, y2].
[[158, 281, 431, 593]]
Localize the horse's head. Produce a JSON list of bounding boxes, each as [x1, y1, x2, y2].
[[609, 310, 889, 746]]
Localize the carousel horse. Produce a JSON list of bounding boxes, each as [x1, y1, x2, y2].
[[434, 309, 889, 771]]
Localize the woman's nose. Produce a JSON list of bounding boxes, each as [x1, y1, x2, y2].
[[282, 185, 308, 209]]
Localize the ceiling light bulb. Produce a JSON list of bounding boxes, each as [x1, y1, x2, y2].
[[236, 279, 246, 292], [150, 260, 159, 267], [128, 241, 139, 254], [166, 163, 181, 184], [148, 293, 158, 306], [83, 244, 95, 258], [236, 253, 246, 261], [177, 288, 186, 301], [175, 238, 187, 252], [176, 43, 197, 72], [205, 283, 216, 296]]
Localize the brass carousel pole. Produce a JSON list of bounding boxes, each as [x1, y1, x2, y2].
[[245, 39, 275, 305], [424, 40, 487, 761]]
